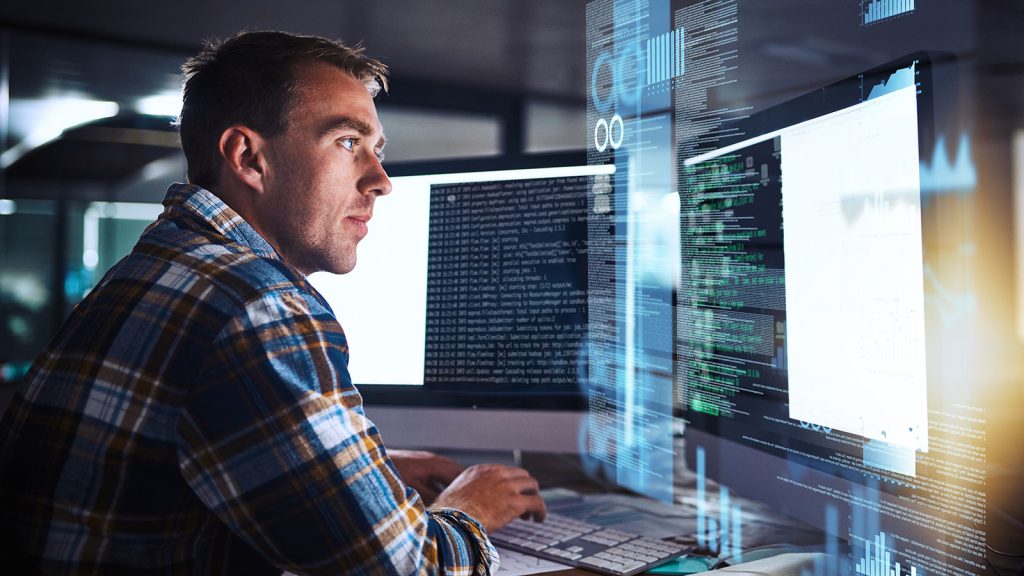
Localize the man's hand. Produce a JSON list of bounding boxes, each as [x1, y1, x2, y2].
[[389, 450, 464, 504], [430, 464, 547, 534]]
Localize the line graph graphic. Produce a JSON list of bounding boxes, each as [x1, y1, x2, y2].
[[920, 133, 977, 196], [866, 64, 915, 101]]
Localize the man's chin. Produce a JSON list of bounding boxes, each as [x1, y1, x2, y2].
[[326, 255, 357, 275], [298, 247, 356, 276]]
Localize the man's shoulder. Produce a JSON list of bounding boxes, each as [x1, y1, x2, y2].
[[119, 217, 313, 312]]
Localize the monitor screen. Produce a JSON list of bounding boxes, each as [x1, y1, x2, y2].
[[308, 160, 615, 452], [681, 55, 930, 458], [677, 53, 982, 574]]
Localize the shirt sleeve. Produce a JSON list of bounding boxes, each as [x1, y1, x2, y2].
[[175, 287, 498, 575]]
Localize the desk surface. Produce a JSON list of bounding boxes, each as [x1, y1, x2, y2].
[[501, 449, 826, 576]]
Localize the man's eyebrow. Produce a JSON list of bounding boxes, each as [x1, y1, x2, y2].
[[317, 116, 375, 138]]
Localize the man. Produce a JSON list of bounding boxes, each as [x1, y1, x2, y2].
[[0, 31, 546, 575]]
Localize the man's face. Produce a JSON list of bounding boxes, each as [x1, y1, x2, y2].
[[254, 62, 391, 275]]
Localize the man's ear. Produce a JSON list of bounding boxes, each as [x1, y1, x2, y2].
[[218, 125, 267, 193]]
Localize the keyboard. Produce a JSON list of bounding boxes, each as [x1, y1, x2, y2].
[[491, 513, 691, 576]]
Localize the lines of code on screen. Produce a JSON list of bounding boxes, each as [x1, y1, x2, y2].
[[423, 177, 589, 392], [679, 137, 785, 420]]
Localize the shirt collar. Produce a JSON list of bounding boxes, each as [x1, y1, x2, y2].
[[161, 183, 281, 260]]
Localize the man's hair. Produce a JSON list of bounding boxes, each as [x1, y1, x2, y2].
[[177, 30, 389, 189]]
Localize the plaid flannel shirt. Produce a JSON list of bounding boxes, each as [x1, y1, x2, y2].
[[0, 183, 498, 575]]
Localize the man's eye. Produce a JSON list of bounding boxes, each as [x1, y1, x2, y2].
[[339, 138, 356, 151]]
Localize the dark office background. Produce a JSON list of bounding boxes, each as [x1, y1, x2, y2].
[[1, 0, 1022, 567]]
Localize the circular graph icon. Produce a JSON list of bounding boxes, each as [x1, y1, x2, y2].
[[594, 114, 624, 152]]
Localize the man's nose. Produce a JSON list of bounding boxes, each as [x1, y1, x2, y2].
[[362, 155, 392, 197]]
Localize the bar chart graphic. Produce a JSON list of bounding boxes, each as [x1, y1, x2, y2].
[[696, 446, 743, 560], [855, 532, 921, 576], [645, 28, 685, 85], [861, 0, 915, 26]]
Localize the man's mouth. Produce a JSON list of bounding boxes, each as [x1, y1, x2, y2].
[[346, 214, 371, 236]]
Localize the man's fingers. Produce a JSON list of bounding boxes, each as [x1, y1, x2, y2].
[[505, 466, 533, 479], [505, 475, 540, 496], [515, 492, 547, 522], [431, 463, 548, 533], [497, 470, 543, 522], [481, 464, 531, 480]]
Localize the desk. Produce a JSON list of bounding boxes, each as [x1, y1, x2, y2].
[[542, 553, 828, 576], [503, 449, 826, 575]]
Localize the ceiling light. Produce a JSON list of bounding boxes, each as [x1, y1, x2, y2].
[[136, 93, 182, 117], [1, 97, 120, 169]]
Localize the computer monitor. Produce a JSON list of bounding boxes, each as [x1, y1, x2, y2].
[[678, 53, 985, 573], [308, 155, 613, 454]]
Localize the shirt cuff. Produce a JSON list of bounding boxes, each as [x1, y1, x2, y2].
[[429, 507, 500, 575]]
